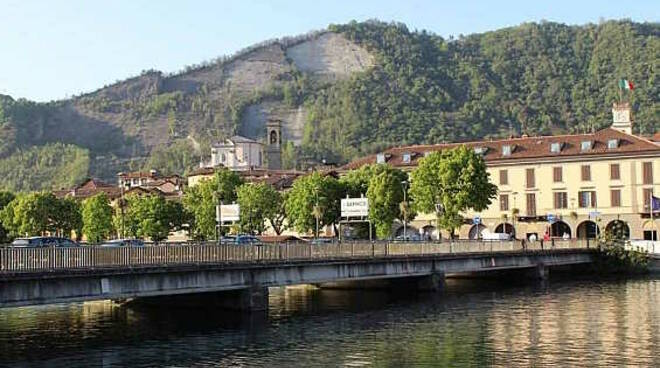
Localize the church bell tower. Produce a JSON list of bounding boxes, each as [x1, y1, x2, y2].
[[266, 119, 282, 170]]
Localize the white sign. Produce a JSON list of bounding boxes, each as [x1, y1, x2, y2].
[[216, 204, 240, 222], [341, 198, 369, 217]]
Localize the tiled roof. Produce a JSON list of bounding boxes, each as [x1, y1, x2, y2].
[[343, 128, 660, 170], [117, 171, 158, 179]]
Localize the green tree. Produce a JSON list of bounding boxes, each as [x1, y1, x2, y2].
[[365, 165, 409, 238], [236, 182, 281, 235], [183, 169, 244, 239], [285, 172, 344, 235], [0, 192, 69, 236], [53, 196, 82, 239], [409, 146, 497, 236], [0, 191, 16, 242], [82, 193, 114, 243], [122, 195, 183, 242]]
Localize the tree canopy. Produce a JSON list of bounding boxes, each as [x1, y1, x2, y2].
[[285, 172, 344, 235], [409, 146, 497, 235], [82, 193, 114, 243], [122, 194, 184, 242]]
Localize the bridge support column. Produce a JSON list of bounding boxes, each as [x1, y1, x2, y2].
[[527, 264, 549, 281], [414, 272, 446, 291], [218, 287, 269, 311]]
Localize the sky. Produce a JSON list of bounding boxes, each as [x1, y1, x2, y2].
[[1, 0, 657, 102]]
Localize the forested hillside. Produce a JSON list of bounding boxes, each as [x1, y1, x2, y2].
[[0, 20, 657, 191]]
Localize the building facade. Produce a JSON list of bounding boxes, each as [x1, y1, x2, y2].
[[208, 136, 264, 170], [344, 103, 660, 241]]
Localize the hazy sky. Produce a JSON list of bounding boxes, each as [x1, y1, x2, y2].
[[1, 0, 657, 101]]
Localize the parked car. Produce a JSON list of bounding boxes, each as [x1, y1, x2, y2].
[[310, 238, 335, 245], [10, 236, 78, 248], [100, 239, 145, 247], [235, 235, 262, 245], [392, 233, 422, 242]]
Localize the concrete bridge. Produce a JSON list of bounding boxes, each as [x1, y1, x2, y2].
[[0, 241, 596, 310]]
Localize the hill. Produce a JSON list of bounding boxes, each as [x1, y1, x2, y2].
[[0, 19, 657, 191]]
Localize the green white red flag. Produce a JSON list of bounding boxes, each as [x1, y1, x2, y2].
[[618, 79, 634, 90]]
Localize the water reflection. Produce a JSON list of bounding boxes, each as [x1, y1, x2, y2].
[[0, 278, 658, 367]]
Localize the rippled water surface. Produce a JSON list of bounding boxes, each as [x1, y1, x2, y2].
[[0, 277, 659, 367]]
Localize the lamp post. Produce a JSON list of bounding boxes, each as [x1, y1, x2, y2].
[[435, 203, 444, 240], [401, 181, 409, 240]]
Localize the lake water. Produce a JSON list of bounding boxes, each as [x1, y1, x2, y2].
[[0, 276, 659, 367]]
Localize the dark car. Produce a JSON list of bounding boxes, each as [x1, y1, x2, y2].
[[11, 237, 78, 248], [100, 239, 145, 247], [235, 235, 262, 245]]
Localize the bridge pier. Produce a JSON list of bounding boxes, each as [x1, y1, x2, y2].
[[216, 287, 270, 311], [526, 264, 549, 281]]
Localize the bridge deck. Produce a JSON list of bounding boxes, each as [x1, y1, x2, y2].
[[1, 240, 593, 278]]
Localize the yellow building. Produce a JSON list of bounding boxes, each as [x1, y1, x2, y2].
[[344, 103, 660, 241]]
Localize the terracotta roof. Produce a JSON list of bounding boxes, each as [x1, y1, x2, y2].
[[117, 171, 158, 179], [343, 128, 660, 170], [652, 132, 660, 142]]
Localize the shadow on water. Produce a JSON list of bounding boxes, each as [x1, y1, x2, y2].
[[0, 274, 658, 367]]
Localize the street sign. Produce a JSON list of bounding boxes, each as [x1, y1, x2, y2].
[[589, 211, 601, 219], [341, 198, 369, 217], [546, 213, 556, 223], [473, 216, 481, 225], [217, 204, 240, 222]]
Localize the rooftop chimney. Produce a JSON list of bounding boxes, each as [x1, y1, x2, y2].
[[612, 102, 633, 135]]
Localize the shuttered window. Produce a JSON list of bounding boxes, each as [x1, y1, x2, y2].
[[610, 190, 621, 207], [500, 194, 509, 211], [499, 170, 508, 185], [553, 167, 563, 182], [610, 164, 620, 180], [554, 192, 568, 209], [578, 191, 597, 208], [643, 188, 653, 211], [643, 162, 653, 184], [581, 165, 591, 181], [526, 168, 535, 188], [526, 193, 536, 216]]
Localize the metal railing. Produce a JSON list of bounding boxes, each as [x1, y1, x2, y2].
[[0, 240, 591, 274]]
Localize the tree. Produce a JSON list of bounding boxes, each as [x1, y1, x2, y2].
[[0, 192, 56, 236], [409, 146, 497, 236], [122, 195, 183, 242], [82, 193, 114, 243], [52, 196, 82, 239], [0, 191, 15, 242], [183, 168, 244, 239], [285, 172, 344, 235], [236, 182, 283, 235]]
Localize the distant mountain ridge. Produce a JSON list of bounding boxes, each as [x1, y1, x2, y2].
[[0, 19, 657, 191]]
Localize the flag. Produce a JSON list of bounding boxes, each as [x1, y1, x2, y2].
[[619, 79, 634, 90], [652, 196, 660, 213]]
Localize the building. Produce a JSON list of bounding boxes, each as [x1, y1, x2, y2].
[[265, 119, 283, 170], [187, 167, 304, 190], [343, 103, 660, 241], [208, 136, 264, 170], [54, 178, 122, 200]]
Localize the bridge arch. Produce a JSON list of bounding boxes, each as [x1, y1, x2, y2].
[[605, 220, 630, 239], [550, 221, 571, 238], [577, 220, 599, 239], [468, 224, 488, 240]]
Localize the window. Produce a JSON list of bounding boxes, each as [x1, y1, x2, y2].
[[607, 139, 619, 149], [221, 153, 226, 162], [610, 164, 620, 180], [499, 170, 508, 185], [550, 142, 562, 153], [502, 145, 512, 156], [610, 190, 621, 207], [553, 167, 563, 183], [526, 193, 536, 216], [500, 194, 509, 211], [474, 147, 487, 155], [581, 140, 593, 151], [376, 153, 386, 164], [554, 192, 568, 209], [581, 165, 591, 181], [402, 153, 411, 163], [578, 191, 597, 208], [643, 162, 653, 184], [526, 168, 535, 188], [643, 188, 653, 211]]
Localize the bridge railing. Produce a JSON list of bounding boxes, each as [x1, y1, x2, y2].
[[0, 239, 591, 273]]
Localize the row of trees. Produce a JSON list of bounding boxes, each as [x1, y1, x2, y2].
[[183, 146, 496, 239], [0, 146, 496, 243]]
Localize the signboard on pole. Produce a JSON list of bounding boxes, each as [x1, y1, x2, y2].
[[546, 213, 556, 223], [473, 216, 481, 225], [341, 198, 369, 217], [589, 211, 601, 219], [217, 204, 240, 222]]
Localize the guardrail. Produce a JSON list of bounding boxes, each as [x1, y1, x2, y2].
[[0, 240, 591, 274]]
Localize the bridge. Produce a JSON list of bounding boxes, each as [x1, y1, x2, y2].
[[0, 240, 596, 310]]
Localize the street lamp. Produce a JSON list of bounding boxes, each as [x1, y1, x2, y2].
[[434, 203, 444, 240]]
